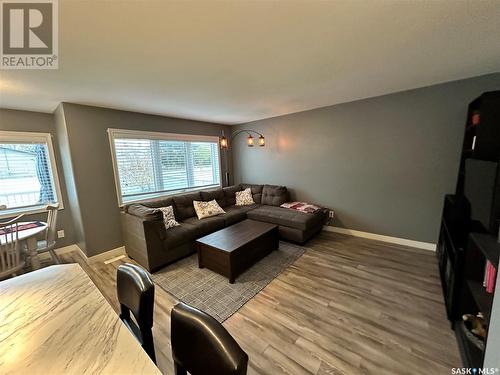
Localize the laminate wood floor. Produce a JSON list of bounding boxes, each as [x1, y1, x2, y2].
[[57, 232, 460, 375]]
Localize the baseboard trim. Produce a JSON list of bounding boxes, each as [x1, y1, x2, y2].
[[323, 226, 436, 251], [55, 245, 126, 264]]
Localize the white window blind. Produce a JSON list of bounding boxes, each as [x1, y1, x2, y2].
[[0, 131, 62, 215], [108, 129, 221, 205]]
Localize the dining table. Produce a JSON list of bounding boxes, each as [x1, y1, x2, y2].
[[0, 264, 161, 375], [15, 221, 47, 270], [0, 221, 47, 270]]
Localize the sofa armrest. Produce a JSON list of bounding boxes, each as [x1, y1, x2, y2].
[[121, 209, 170, 272], [126, 204, 163, 221]]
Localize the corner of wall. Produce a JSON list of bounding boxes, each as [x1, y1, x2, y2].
[[53, 104, 87, 253]]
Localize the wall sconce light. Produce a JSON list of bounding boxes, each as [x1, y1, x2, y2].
[[220, 136, 228, 150], [219, 129, 265, 150], [247, 134, 254, 147]]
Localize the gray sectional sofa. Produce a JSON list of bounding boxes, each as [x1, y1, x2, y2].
[[121, 184, 328, 272]]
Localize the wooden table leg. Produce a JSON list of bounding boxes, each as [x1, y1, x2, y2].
[[26, 237, 40, 270]]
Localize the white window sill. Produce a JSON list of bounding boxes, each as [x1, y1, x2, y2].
[[0, 204, 64, 220]]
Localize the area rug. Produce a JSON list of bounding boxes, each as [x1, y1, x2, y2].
[[151, 241, 306, 322]]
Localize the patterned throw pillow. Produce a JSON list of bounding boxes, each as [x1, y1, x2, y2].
[[193, 199, 225, 220], [235, 188, 255, 206], [157, 206, 180, 229]]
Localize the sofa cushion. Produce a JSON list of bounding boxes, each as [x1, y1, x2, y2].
[[227, 204, 260, 214], [222, 185, 242, 207], [240, 184, 264, 204], [172, 192, 201, 220], [200, 189, 225, 207], [247, 205, 324, 231], [261, 185, 288, 206], [140, 196, 174, 209], [126, 204, 163, 221], [222, 206, 248, 226], [182, 216, 226, 237], [163, 223, 199, 248]]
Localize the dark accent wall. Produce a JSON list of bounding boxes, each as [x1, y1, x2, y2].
[[232, 73, 500, 243], [0, 108, 76, 248], [56, 103, 232, 256]]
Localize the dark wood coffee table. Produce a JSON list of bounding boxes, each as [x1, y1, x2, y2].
[[196, 219, 279, 283]]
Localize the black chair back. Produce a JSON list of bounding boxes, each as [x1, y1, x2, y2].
[[116, 263, 156, 363], [171, 302, 248, 375]]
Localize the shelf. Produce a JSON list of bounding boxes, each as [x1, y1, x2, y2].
[[470, 233, 500, 268], [466, 279, 493, 322]]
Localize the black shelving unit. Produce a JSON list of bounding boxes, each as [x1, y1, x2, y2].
[[437, 91, 500, 368]]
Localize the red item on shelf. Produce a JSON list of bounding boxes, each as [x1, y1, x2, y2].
[[472, 113, 480, 126], [483, 262, 489, 287], [486, 262, 497, 294]]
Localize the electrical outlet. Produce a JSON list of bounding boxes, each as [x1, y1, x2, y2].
[[57, 230, 65, 238], [329, 210, 335, 219]]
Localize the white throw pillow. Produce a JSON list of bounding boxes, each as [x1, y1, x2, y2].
[[235, 188, 255, 206], [157, 206, 180, 229], [193, 199, 225, 220]]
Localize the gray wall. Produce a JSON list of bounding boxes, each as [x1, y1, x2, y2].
[[0, 108, 76, 247], [57, 103, 232, 256], [232, 73, 500, 243]]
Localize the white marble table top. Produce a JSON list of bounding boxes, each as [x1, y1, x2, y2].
[[0, 264, 161, 375]]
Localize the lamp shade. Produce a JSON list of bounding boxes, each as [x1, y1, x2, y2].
[[247, 135, 254, 147], [258, 135, 265, 146], [220, 136, 228, 149]]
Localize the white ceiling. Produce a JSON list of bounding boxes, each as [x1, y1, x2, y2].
[[1, 0, 500, 124]]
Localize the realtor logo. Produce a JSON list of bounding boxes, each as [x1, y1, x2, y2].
[[1, 0, 58, 69]]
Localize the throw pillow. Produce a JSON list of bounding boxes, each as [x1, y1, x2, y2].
[[280, 201, 323, 214], [193, 199, 225, 220], [157, 206, 180, 229], [235, 188, 255, 206]]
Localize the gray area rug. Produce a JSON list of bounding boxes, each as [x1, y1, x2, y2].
[[151, 242, 306, 322]]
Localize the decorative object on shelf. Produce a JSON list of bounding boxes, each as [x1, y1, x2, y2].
[[219, 129, 265, 150], [484, 261, 497, 294], [472, 111, 480, 126], [460, 320, 486, 351], [462, 312, 488, 340]]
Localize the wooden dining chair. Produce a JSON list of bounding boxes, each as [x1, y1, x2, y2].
[[0, 214, 26, 279], [36, 203, 60, 264]]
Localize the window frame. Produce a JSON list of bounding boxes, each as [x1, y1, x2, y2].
[[107, 128, 222, 207], [0, 130, 64, 219]]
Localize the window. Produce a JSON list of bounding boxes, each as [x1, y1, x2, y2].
[[0, 131, 63, 216], [108, 129, 221, 205]]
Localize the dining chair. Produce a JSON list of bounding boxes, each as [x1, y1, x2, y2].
[[0, 214, 26, 279], [116, 263, 156, 364], [171, 302, 249, 375], [36, 203, 60, 264]]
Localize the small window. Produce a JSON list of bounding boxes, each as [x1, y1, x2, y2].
[[108, 129, 221, 205], [0, 131, 63, 217]]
